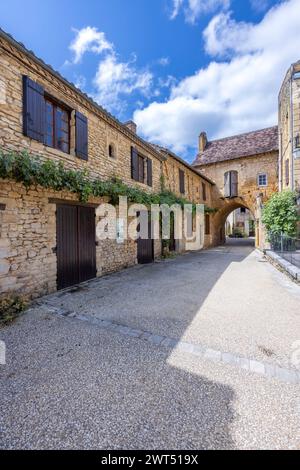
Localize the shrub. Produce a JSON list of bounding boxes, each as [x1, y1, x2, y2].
[[0, 294, 28, 326], [262, 190, 299, 237]]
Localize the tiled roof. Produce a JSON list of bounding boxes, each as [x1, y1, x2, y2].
[[193, 126, 278, 167], [0, 28, 165, 162], [151, 144, 215, 185]]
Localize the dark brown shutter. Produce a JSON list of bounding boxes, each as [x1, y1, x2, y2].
[[179, 169, 185, 194], [205, 214, 210, 235], [131, 147, 139, 181], [230, 171, 238, 197], [75, 111, 88, 160], [224, 171, 230, 197], [202, 182, 206, 201], [147, 158, 152, 186], [22, 75, 45, 143], [285, 159, 290, 186]]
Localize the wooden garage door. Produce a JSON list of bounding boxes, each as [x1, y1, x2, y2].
[[56, 204, 96, 290], [137, 211, 154, 264]]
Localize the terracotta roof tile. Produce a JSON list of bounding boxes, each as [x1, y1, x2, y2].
[[193, 126, 278, 166]]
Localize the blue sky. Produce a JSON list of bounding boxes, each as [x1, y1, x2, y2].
[[1, 0, 300, 161]]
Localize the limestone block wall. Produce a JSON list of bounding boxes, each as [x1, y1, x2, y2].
[[279, 62, 300, 192], [0, 180, 158, 298], [0, 36, 163, 194]]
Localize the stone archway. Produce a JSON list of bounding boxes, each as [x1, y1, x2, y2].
[[211, 196, 257, 246]]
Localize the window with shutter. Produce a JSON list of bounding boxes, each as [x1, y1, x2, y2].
[[147, 158, 152, 187], [23, 75, 45, 143], [224, 171, 238, 197], [224, 172, 230, 197], [285, 159, 290, 186], [230, 171, 238, 197], [75, 111, 88, 160], [45, 98, 70, 153], [205, 214, 210, 235], [179, 169, 185, 194], [138, 155, 145, 183], [131, 147, 139, 181], [202, 182, 207, 201]]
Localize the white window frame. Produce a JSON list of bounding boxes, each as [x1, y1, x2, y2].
[[257, 173, 268, 187]]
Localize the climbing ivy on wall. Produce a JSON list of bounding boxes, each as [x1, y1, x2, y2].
[[0, 149, 217, 213]]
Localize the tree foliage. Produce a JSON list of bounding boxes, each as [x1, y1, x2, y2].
[[262, 190, 299, 237]]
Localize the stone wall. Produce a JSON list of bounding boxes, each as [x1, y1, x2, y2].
[[0, 35, 163, 194], [279, 62, 300, 192], [196, 152, 278, 247], [0, 179, 147, 298]]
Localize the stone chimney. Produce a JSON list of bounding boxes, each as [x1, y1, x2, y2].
[[124, 120, 137, 134], [199, 132, 207, 152]]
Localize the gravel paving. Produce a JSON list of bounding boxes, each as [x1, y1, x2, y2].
[[0, 308, 299, 450], [42, 239, 300, 370], [1, 239, 300, 449]]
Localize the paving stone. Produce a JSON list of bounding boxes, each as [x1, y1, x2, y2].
[[249, 360, 265, 375], [238, 357, 250, 371], [222, 352, 238, 366], [161, 337, 178, 349], [177, 341, 195, 354], [147, 334, 165, 345], [204, 348, 221, 362], [275, 366, 299, 384], [126, 329, 143, 338]]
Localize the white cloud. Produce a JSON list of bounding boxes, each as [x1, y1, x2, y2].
[[67, 27, 153, 113], [250, 0, 270, 12], [135, 0, 300, 155], [170, 0, 230, 23], [93, 54, 153, 113], [69, 26, 113, 64], [170, 0, 184, 19], [158, 57, 170, 66]]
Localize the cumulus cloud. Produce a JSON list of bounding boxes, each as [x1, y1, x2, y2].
[[69, 26, 113, 64], [67, 27, 153, 113], [93, 54, 153, 113], [170, 0, 230, 23], [135, 0, 300, 156]]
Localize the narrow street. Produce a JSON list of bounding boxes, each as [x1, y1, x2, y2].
[[1, 240, 300, 449]]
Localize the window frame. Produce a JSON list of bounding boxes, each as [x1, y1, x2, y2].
[[202, 182, 207, 201], [108, 143, 116, 158], [257, 173, 268, 187], [179, 169, 185, 194], [45, 95, 70, 154]]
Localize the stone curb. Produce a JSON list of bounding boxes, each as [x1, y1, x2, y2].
[[46, 305, 300, 385], [265, 250, 300, 281]]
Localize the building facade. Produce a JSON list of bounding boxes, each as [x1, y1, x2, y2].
[[278, 60, 300, 200], [0, 29, 216, 298], [192, 127, 279, 247]]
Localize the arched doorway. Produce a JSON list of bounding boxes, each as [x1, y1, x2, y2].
[[211, 199, 256, 246]]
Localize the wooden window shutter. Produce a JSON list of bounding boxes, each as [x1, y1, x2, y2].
[[224, 171, 230, 197], [131, 147, 139, 181], [202, 182, 206, 201], [75, 111, 88, 160], [285, 159, 289, 186], [205, 214, 210, 235], [147, 158, 152, 186], [230, 171, 238, 197], [179, 169, 185, 194], [22, 75, 45, 143]]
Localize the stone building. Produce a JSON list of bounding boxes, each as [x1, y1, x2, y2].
[[226, 208, 255, 237], [0, 29, 167, 297], [192, 127, 279, 247], [153, 145, 215, 248], [278, 60, 300, 197], [0, 29, 215, 298]]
